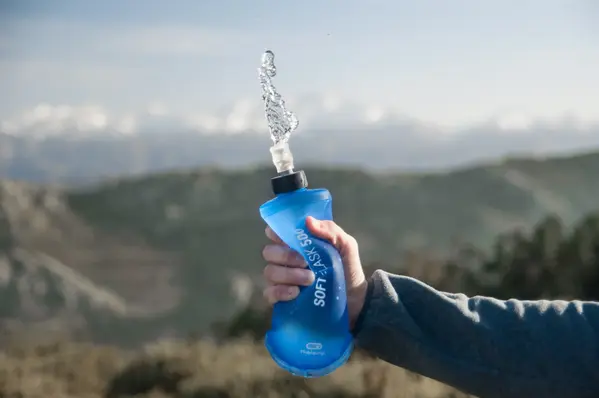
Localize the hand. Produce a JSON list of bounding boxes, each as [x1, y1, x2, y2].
[[261, 216, 368, 330]]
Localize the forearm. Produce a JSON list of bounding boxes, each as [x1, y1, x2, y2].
[[352, 270, 599, 398]]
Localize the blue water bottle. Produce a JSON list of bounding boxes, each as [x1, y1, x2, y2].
[[259, 143, 354, 378]]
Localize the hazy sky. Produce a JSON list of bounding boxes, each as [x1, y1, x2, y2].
[[1, 0, 598, 133]]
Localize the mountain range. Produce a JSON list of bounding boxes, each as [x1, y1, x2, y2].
[[2, 110, 599, 185], [1, 147, 598, 346]]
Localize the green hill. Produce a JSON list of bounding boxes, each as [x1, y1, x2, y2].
[[68, 149, 599, 264], [1, 150, 598, 344]]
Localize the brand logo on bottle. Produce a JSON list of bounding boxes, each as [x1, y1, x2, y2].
[[295, 228, 327, 307], [305, 342, 322, 350], [301, 342, 325, 356]]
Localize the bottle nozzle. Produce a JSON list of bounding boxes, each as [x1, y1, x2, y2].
[[268, 141, 307, 195], [270, 141, 295, 174]]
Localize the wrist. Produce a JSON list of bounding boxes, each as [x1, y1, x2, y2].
[[348, 279, 369, 331]]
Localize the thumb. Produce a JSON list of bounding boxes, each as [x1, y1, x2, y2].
[[305, 216, 358, 260]]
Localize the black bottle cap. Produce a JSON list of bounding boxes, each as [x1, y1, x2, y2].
[[271, 170, 308, 195]]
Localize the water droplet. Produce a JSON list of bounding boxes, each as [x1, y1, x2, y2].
[[258, 50, 299, 145]]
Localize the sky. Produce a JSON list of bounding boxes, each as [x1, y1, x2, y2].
[[0, 0, 598, 135]]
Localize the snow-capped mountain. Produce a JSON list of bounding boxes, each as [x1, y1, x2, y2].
[[1, 101, 598, 185]]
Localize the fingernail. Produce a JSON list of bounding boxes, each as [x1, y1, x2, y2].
[[301, 269, 315, 285], [288, 286, 299, 298]]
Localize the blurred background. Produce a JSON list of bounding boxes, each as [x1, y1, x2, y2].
[[0, 1, 598, 397]]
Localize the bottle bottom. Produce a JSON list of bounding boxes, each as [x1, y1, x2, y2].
[[264, 334, 354, 378]]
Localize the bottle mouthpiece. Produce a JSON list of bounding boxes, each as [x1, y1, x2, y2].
[[270, 142, 295, 174]]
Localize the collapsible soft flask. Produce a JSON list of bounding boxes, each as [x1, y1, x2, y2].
[[259, 166, 354, 378]]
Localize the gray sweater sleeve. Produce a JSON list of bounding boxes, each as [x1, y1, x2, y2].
[[352, 270, 599, 398]]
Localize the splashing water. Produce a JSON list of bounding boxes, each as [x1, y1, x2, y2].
[[258, 50, 299, 145]]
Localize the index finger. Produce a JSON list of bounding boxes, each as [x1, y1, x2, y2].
[[265, 226, 285, 245]]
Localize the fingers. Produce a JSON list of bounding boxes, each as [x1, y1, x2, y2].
[[262, 219, 359, 307], [263, 263, 315, 286], [262, 244, 306, 268], [263, 284, 299, 305], [305, 216, 358, 257], [265, 226, 284, 244], [262, 228, 311, 305], [262, 260, 313, 305]]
